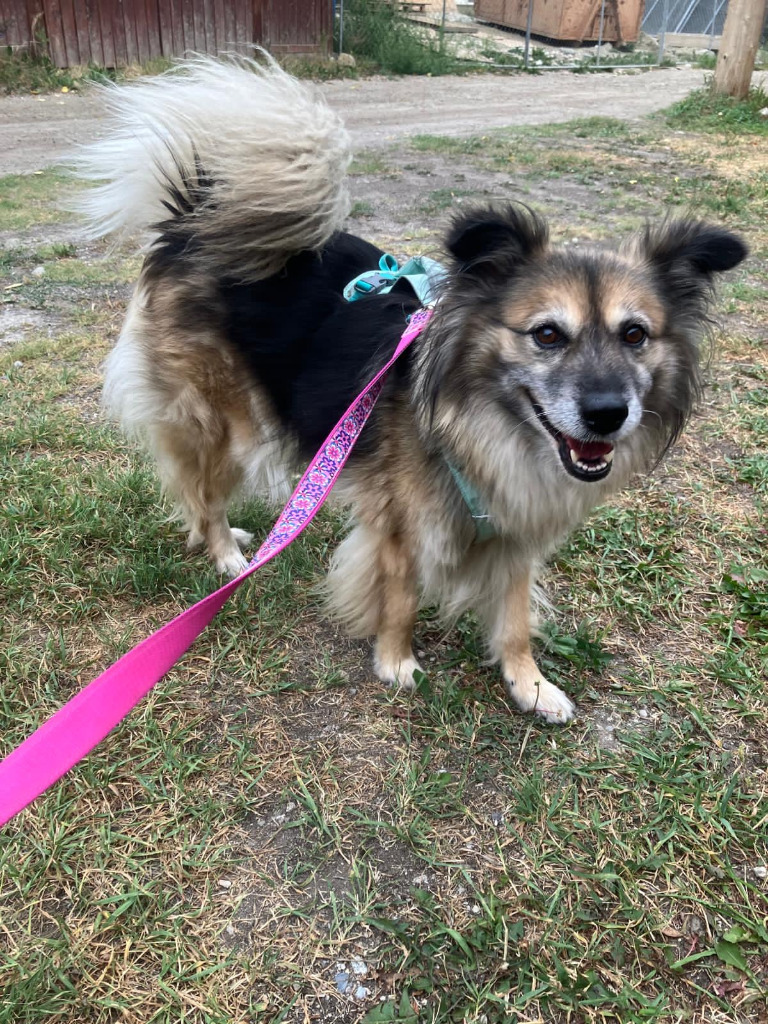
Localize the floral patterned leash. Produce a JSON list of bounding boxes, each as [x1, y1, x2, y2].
[[0, 308, 433, 827]]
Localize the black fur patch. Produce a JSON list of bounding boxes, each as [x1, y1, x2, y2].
[[446, 204, 549, 280]]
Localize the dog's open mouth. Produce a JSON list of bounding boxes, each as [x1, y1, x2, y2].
[[529, 398, 614, 482]]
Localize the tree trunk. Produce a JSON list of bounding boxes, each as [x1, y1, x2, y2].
[[713, 0, 768, 99]]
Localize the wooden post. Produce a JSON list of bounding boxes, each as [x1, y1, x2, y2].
[[713, 0, 768, 99]]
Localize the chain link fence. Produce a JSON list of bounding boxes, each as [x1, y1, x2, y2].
[[334, 0, 730, 73]]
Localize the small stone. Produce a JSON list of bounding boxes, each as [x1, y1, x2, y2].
[[413, 873, 429, 886], [225, 924, 235, 935], [753, 865, 767, 879], [490, 810, 504, 826], [31, 266, 45, 278], [470, 903, 481, 915], [688, 914, 705, 935], [350, 958, 368, 976], [348, 687, 358, 696], [355, 985, 369, 999], [218, 879, 232, 889], [285, 801, 296, 813], [13, 360, 23, 369], [638, 708, 649, 719], [758, 107, 768, 119], [335, 971, 350, 993], [337, 52, 356, 69]]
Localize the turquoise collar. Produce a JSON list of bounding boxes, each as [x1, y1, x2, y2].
[[445, 460, 498, 543]]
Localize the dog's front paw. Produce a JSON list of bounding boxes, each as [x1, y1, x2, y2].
[[211, 527, 253, 576], [503, 657, 575, 724], [374, 653, 424, 691]]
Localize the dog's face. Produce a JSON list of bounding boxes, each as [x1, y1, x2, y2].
[[417, 207, 747, 488]]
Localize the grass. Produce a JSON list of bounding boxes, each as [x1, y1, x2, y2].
[[666, 84, 768, 136], [0, 42, 122, 94], [0, 168, 74, 230], [338, 0, 463, 76], [1, 96, 767, 1023]]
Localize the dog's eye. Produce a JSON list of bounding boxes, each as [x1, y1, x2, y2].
[[622, 324, 647, 346], [532, 324, 564, 347]]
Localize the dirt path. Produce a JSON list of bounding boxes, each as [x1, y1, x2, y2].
[[0, 66, 708, 175]]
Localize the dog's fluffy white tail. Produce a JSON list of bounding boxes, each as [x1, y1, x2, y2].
[[72, 55, 351, 280]]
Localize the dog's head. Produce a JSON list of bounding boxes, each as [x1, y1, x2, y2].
[[416, 205, 747, 487]]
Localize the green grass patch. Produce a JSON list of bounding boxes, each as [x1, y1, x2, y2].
[[339, 0, 463, 76], [0, 168, 73, 230], [666, 84, 768, 135]]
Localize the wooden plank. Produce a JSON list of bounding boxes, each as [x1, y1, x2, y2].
[[145, 0, 162, 57], [98, 0, 117, 65], [180, 0, 194, 51], [110, 0, 128, 63], [134, 0, 152, 62], [42, 0, 69, 65], [56, 0, 78, 65], [119, 0, 138, 62], [85, 0, 105, 64], [157, 0, 174, 55], [166, 0, 185, 55], [212, 0, 226, 53], [203, 0, 216, 53], [222, 0, 235, 52], [240, 0, 255, 53], [191, 0, 206, 50], [72, 0, 91, 62], [0, 0, 28, 49]]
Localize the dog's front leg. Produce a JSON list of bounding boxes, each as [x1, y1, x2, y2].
[[500, 565, 575, 724], [373, 533, 423, 690]]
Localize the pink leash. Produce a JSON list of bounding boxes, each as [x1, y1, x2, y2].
[[0, 308, 433, 828]]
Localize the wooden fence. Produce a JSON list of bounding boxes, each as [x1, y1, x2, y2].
[[0, 0, 332, 66]]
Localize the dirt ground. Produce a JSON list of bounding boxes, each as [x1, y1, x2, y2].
[[0, 66, 710, 175]]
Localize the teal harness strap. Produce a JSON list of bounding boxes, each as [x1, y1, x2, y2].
[[344, 253, 446, 308], [445, 460, 498, 543]]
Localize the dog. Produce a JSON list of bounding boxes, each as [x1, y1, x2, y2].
[[74, 56, 747, 723]]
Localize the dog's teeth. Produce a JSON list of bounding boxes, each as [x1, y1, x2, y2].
[[604, 451, 614, 464], [569, 448, 579, 463]]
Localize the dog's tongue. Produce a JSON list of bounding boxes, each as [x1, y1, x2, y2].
[[565, 437, 614, 460]]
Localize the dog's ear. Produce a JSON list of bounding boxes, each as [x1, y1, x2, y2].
[[641, 220, 748, 278], [446, 204, 548, 278]]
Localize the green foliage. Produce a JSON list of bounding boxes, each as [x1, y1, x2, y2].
[[0, 42, 120, 94], [339, 0, 463, 76], [666, 84, 768, 135]]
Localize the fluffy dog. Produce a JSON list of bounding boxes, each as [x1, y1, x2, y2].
[[76, 57, 747, 723]]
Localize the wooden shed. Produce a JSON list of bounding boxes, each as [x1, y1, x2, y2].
[[0, 1, 333, 67], [474, 0, 644, 45]]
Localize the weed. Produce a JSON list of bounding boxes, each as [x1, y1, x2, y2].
[[666, 84, 768, 135], [349, 200, 374, 218], [339, 0, 463, 76]]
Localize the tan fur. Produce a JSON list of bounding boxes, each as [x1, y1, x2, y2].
[[107, 278, 288, 575]]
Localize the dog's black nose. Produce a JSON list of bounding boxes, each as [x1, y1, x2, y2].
[[581, 394, 628, 435]]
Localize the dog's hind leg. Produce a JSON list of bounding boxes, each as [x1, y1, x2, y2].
[[493, 564, 575, 724], [155, 419, 251, 577]]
